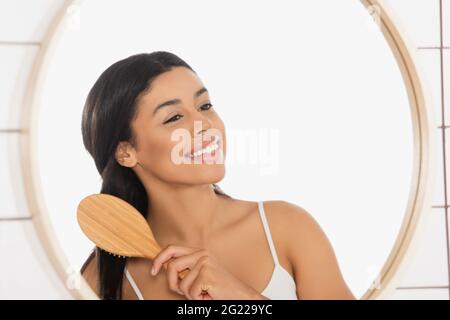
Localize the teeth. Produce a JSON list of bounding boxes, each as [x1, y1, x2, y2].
[[190, 137, 220, 158]]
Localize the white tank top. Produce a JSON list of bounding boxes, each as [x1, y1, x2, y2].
[[124, 200, 298, 300]]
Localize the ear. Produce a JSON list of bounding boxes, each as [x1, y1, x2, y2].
[[115, 141, 138, 168]]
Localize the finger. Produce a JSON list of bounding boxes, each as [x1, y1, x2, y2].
[[166, 259, 185, 295], [177, 256, 208, 299], [152, 244, 198, 275], [165, 251, 207, 295], [189, 265, 214, 300]]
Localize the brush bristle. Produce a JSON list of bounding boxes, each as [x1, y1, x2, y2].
[[101, 248, 126, 258]]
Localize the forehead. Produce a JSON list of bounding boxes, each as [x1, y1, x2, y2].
[[140, 67, 205, 105]]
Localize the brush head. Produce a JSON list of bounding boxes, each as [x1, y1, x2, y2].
[[77, 193, 190, 280], [77, 193, 162, 259]]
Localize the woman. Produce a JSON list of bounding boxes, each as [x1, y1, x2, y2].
[[80, 51, 355, 300]]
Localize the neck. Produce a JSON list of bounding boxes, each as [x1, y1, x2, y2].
[[145, 182, 225, 248]]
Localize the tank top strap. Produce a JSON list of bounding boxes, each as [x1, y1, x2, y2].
[[257, 201, 280, 266], [124, 267, 144, 300]]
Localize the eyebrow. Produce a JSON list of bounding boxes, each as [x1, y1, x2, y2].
[[152, 86, 208, 116]]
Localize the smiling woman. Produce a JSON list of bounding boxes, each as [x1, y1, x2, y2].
[[79, 51, 234, 299]]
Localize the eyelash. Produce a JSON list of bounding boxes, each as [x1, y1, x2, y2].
[[163, 103, 214, 124]]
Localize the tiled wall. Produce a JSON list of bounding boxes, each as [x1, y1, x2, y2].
[[0, 0, 448, 299], [0, 0, 72, 299], [377, 0, 450, 300]]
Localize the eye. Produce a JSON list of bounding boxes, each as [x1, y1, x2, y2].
[[199, 103, 213, 111], [163, 103, 213, 125], [163, 114, 183, 124]]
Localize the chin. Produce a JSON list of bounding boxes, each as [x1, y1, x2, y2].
[[192, 164, 226, 182], [175, 163, 226, 185]]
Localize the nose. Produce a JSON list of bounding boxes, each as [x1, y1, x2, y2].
[[192, 112, 213, 137]]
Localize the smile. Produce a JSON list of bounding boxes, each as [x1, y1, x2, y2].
[[186, 135, 221, 159]]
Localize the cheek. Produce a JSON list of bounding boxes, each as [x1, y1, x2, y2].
[[137, 131, 173, 166]]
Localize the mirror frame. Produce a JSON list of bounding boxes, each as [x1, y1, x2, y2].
[[19, 0, 437, 300]]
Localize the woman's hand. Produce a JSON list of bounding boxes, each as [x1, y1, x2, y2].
[[151, 244, 268, 300]]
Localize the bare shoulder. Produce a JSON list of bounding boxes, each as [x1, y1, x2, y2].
[[80, 249, 100, 296], [261, 200, 314, 257], [263, 200, 356, 300], [263, 200, 333, 258], [261, 200, 313, 238], [262, 200, 310, 220]]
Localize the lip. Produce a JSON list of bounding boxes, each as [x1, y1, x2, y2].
[[184, 135, 219, 158]]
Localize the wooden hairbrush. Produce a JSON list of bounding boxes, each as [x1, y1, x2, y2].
[[76, 193, 190, 279]]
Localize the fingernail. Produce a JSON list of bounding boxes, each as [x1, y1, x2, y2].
[[151, 265, 156, 276]]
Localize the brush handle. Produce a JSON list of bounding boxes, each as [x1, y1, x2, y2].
[[162, 259, 190, 279], [162, 260, 207, 296]]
